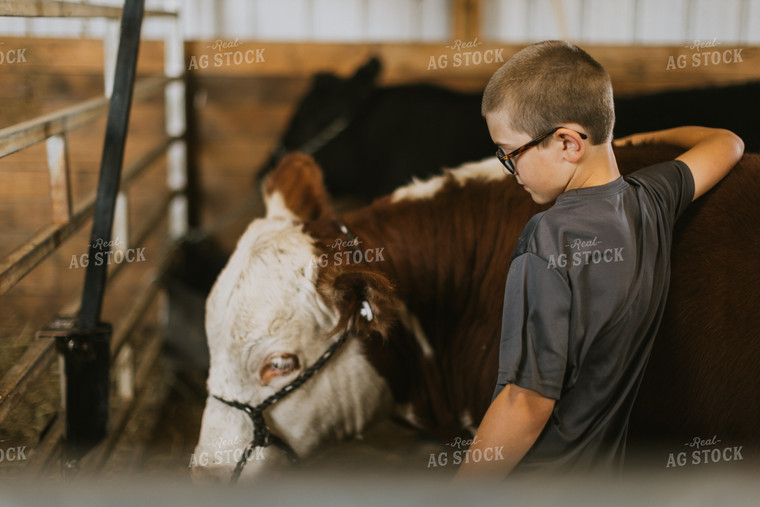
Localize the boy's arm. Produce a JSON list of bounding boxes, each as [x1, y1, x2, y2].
[[453, 383, 555, 480], [613, 126, 744, 201]]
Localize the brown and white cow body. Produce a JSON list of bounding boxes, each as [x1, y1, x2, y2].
[[193, 148, 760, 482]]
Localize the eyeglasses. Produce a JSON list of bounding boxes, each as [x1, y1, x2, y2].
[[496, 127, 588, 175]]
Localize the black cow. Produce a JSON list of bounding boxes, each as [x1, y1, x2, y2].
[[258, 57, 492, 200], [260, 57, 759, 203]]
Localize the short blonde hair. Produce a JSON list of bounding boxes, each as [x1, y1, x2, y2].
[[482, 41, 614, 145]]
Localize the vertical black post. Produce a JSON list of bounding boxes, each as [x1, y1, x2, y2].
[[79, 0, 145, 328], [65, 0, 145, 464]]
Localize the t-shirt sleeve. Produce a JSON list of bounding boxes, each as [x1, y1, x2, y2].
[[493, 252, 572, 402], [627, 159, 695, 224]]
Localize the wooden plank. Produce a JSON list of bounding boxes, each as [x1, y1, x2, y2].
[[133, 191, 173, 248], [0, 136, 173, 296], [4, 38, 752, 95], [0, 94, 107, 159], [121, 136, 173, 187], [182, 42, 760, 94], [0, 37, 165, 76], [0, 195, 96, 296], [0, 76, 173, 159], [0, 337, 56, 426], [0, 1, 176, 19], [198, 139, 276, 172], [0, 171, 51, 199], [24, 416, 64, 478], [0, 38, 756, 94], [110, 275, 161, 357]]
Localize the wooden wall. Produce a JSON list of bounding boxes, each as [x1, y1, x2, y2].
[[3, 37, 759, 256]]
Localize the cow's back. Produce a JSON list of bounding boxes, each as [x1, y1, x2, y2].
[[615, 146, 760, 464]]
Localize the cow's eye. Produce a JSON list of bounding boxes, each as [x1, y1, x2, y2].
[[271, 355, 295, 372], [259, 353, 300, 384]]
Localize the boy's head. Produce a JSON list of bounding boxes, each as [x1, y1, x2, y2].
[[482, 40, 614, 144], [482, 41, 617, 204]]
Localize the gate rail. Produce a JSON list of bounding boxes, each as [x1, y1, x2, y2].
[[0, 0, 187, 477]]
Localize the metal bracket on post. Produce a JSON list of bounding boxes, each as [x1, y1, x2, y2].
[[36, 317, 111, 474]]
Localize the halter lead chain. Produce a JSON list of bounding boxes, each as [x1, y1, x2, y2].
[[212, 326, 351, 483]]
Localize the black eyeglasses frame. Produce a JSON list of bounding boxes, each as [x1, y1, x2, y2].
[[496, 127, 588, 175]]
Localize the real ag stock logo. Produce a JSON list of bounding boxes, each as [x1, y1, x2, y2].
[[426, 435, 504, 468], [666, 435, 744, 468], [427, 37, 505, 70], [68, 237, 146, 269], [188, 435, 265, 467], [666, 39, 744, 70], [188, 39, 265, 70], [309, 236, 386, 269]]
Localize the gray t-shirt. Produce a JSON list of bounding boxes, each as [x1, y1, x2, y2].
[[494, 160, 695, 475]]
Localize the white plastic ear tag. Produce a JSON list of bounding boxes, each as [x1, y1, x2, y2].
[[359, 300, 374, 322]]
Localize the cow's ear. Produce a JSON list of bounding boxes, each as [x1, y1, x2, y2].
[[319, 268, 398, 340], [262, 153, 333, 222], [349, 56, 381, 99], [312, 72, 340, 90]]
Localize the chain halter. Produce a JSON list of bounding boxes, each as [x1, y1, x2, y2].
[[210, 220, 367, 484]]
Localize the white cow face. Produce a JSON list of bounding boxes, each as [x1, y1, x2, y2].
[[191, 188, 393, 483]]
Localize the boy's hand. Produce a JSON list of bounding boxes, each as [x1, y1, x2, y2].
[[614, 126, 744, 200]]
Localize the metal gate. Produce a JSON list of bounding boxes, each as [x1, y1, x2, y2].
[[0, 0, 187, 477]]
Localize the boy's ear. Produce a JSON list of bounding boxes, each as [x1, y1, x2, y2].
[[318, 268, 398, 339], [558, 128, 586, 163], [262, 153, 334, 222]]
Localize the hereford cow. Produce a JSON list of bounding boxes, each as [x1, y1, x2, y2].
[[192, 147, 760, 482]]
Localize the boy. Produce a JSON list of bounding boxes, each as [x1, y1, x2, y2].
[[455, 41, 744, 479]]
